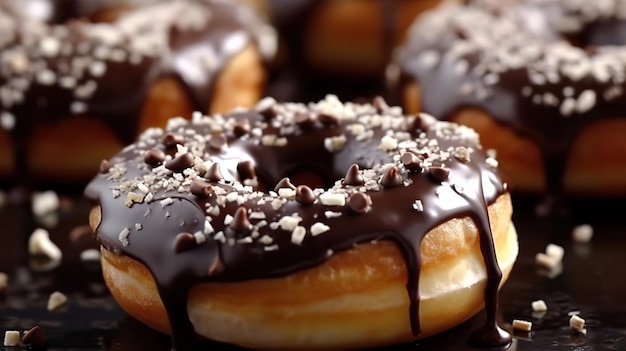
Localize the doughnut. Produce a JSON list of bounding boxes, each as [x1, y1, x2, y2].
[[391, 0, 626, 214], [0, 0, 275, 184], [243, 0, 445, 92], [85, 95, 518, 350]]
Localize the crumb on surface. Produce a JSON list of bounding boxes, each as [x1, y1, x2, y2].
[[512, 319, 532, 332], [3, 330, 20, 346], [572, 224, 593, 243], [47, 291, 68, 311]]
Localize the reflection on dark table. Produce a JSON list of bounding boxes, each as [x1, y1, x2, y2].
[[1, 194, 626, 351]]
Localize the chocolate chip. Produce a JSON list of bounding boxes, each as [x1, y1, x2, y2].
[[237, 160, 256, 180], [162, 132, 185, 148], [208, 255, 224, 276], [295, 185, 316, 205], [230, 207, 251, 232], [144, 148, 166, 166], [318, 112, 339, 126], [190, 180, 213, 197], [208, 133, 227, 151], [343, 164, 364, 186], [205, 163, 223, 182], [165, 153, 194, 172], [233, 119, 251, 137], [274, 177, 296, 193], [99, 159, 111, 173], [348, 192, 372, 214], [295, 112, 317, 129], [380, 166, 403, 188], [401, 152, 423, 173], [373, 96, 389, 113], [428, 167, 450, 183], [173, 232, 196, 253], [22, 326, 47, 346], [406, 114, 432, 133]]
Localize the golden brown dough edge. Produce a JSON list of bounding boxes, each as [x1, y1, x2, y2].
[[92, 192, 518, 350], [403, 82, 626, 196], [0, 44, 266, 182]]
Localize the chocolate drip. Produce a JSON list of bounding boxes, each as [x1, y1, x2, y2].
[[85, 97, 509, 349], [397, 1, 626, 216], [0, 0, 272, 184]]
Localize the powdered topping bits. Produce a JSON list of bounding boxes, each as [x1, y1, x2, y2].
[[47, 291, 68, 311]]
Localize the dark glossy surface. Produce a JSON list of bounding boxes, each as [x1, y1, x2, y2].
[[1, 195, 626, 350]]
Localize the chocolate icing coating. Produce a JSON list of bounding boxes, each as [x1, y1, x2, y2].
[[86, 96, 512, 350], [395, 0, 626, 213], [0, 0, 274, 182]]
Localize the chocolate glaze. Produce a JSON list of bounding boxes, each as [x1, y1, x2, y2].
[[395, 1, 626, 215], [0, 0, 274, 183], [85, 96, 512, 350]]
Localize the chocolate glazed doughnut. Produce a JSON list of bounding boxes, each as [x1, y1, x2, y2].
[[392, 0, 626, 215], [0, 0, 275, 184], [86, 96, 518, 350], [243, 0, 445, 101]]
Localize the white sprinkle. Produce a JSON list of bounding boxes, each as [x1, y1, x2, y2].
[[160, 197, 174, 207], [259, 235, 273, 245], [291, 226, 306, 245], [0, 112, 15, 130], [486, 157, 499, 168], [319, 192, 345, 206], [324, 135, 347, 152], [37, 69, 56, 85], [70, 101, 88, 114], [576, 90, 596, 114], [119, 227, 130, 246], [532, 300, 548, 312], [535, 252, 559, 270], [560, 97, 576, 117], [412, 199, 424, 211], [224, 214, 233, 225], [572, 224, 593, 243], [32, 191, 59, 217], [512, 319, 532, 332], [203, 218, 214, 234], [28, 228, 62, 261], [144, 192, 154, 203], [249, 212, 266, 220], [226, 192, 238, 202], [136, 183, 149, 193], [419, 50, 440, 69], [3, 330, 19, 347], [40, 36, 61, 57], [47, 291, 68, 311], [89, 61, 107, 77], [379, 135, 398, 151], [324, 211, 342, 218], [80, 249, 101, 261], [546, 243, 564, 262], [310, 222, 330, 236], [278, 188, 296, 199], [193, 231, 206, 244], [135, 223, 142, 230], [569, 315, 586, 332], [279, 216, 301, 231]]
